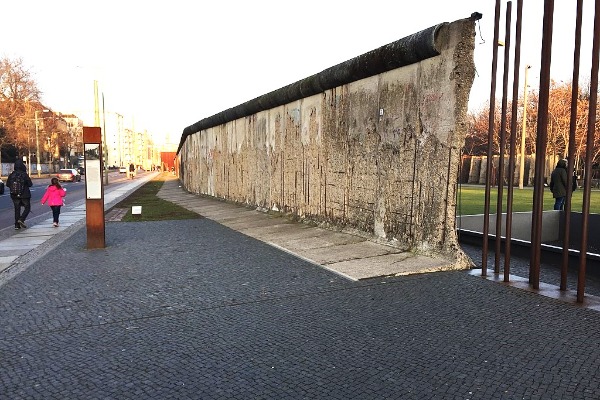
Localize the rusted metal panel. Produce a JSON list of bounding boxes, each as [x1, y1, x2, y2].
[[86, 200, 105, 249], [83, 126, 106, 250]]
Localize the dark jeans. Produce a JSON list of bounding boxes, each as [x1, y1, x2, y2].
[[11, 196, 31, 224], [51, 205, 62, 223], [554, 196, 566, 210]]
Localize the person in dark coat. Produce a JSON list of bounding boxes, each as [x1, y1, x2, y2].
[[128, 163, 135, 179], [6, 159, 34, 229], [550, 158, 568, 210]]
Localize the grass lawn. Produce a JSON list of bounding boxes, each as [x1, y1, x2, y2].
[[116, 177, 597, 218], [457, 185, 600, 215], [112, 177, 200, 222]]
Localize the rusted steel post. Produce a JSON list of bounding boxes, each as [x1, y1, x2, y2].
[[83, 127, 106, 250], [483, 0, 502, 276], [504, 0, 523, 282], [495, 1, 513, 274], [577, 0, 600, 303], [530, 0, 554, 289], [561, 0, 583, 291]]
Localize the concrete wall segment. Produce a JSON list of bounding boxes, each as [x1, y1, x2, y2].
[[178, 17, 476, 266]]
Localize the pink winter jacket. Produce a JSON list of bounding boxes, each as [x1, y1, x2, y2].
[[41, 185, 66, 206]]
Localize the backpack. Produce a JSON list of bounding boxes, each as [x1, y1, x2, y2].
[[9, 171, 26, 198]]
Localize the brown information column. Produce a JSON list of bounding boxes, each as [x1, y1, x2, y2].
[[83, 127, 106, 249]]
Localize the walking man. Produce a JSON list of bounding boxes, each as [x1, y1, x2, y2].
[[550, 158, 568, 210], [7, 159, 33, 230], [128, 163, 135, 179]]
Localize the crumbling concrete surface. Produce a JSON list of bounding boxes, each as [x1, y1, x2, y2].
[[178, 17, 476, 269]]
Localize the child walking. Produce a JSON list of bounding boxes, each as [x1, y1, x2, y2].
[[41, 177, 66, 227]]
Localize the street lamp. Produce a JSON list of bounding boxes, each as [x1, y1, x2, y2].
[[94, 79, 109, 185], [33, 109, 53, 177], [46, 136, 51, 162], [34, 110, 42, 177], [24, 119, 32, 176], [102, 92, 108, 185], [61, 120, 76, 169]]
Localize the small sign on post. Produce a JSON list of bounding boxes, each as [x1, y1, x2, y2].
[[132, 206, 142, 215]]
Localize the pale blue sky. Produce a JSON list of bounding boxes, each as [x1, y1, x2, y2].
[[2, 1, 596, 141]]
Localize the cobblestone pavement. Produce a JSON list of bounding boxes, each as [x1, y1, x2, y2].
[[2, 216, 600, 399]]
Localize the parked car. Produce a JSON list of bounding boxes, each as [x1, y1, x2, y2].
[[119, 166, 127, 173], [57, 168, 81, 182], [0, 178, 4, 194]]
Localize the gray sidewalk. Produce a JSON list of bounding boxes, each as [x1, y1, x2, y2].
[[0, 172, 157, 282], [1, 173, 458, 287], [156, 177, 600, 310], [2, 175, 600, 398], [155, 177, 464, 281], [3, 174, 600, 307]]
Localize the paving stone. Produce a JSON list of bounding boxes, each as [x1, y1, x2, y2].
[[2, 176, 600, 399]]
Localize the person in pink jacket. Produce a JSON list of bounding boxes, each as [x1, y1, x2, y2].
[[41, 177, 67, 227]]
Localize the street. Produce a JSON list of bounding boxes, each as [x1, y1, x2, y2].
[[0, 170, 147, 240]]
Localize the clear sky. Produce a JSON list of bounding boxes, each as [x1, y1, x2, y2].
[[2, 1, 596, 142]]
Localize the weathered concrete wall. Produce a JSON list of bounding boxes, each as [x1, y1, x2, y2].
[[178, 18, 476, 265]]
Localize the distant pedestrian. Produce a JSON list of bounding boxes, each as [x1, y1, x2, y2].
[[550, 158, 568, 210], [41, 177, 66, 227], [128, 163, 135, 179], [7, 159, 33, 230]]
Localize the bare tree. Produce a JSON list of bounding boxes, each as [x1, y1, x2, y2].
[[464, 102, 503, 156], [0, 56, 42, 158], [467, 79, 600, 178]]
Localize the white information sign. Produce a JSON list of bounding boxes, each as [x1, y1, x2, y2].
[[84, 144, 102, 200]]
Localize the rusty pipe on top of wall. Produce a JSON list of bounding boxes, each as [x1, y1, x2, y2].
[[177, 14, 483, 154]]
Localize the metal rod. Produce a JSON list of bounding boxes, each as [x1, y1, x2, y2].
[[94, 80, 100, 127], [504, 0, 523, 282], [561, 0, 583, 291], [530, 0, 554, 289], [102, 93, 109, 186], [577, 0, 600, 303], [482, 0, 502, 276], [495, 1, 513, 274], [34, 110, 41, 178]]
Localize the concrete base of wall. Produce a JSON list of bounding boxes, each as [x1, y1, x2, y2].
[[456, 211, 561, 243], [456, 211, 600, 266]]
